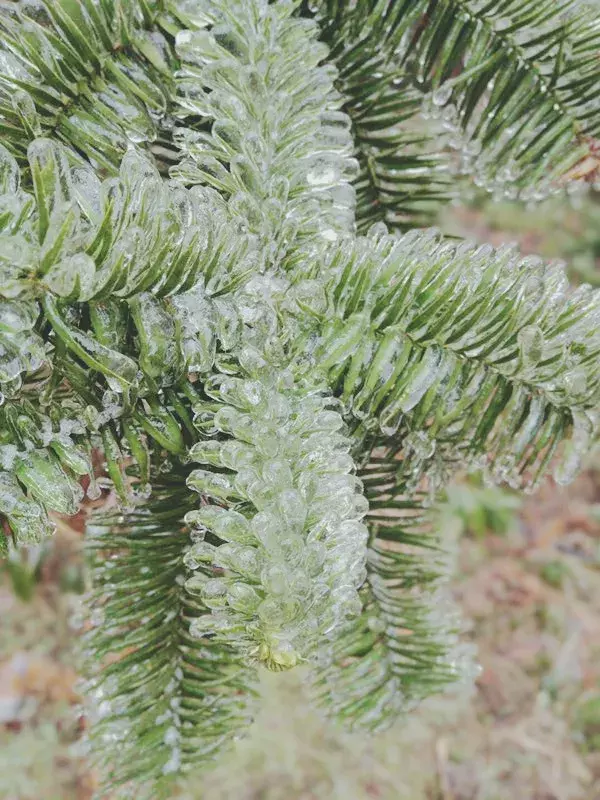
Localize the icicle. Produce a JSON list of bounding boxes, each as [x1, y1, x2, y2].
[[553, 411, 593, 485]]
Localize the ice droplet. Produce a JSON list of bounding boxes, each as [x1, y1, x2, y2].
[[518, 324, 545, 367], [563, 367, 587, 400], [432, 83, 452, 107], [554, 412, 592, 486], [306, 155, 339, 187], [0, 144, 20, 194]]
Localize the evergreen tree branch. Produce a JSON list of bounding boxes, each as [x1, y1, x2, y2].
[[84, 478, 255, 798], [0, 136, 252, 548], [184, 362, 369, 670], [172, 0, 359, 254], [349, 84, 454, 233], [0, 0, 194, 170], [311, 451, 473, 730], [314, 228, 600, 491], [310, 0, 600, 217], [309, 0, 454, 230]]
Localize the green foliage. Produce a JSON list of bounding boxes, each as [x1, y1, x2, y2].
[[84, 479, 254, 797], [321, 229, 600, 492], [0, 0, 600, 797], [0, 0, 184, 170], [311, 452, 472, 730], [185, 376, 369, 671], [2, 549, 38, 600], [309, 0, 600, 225], [310, 0, 454, 230]]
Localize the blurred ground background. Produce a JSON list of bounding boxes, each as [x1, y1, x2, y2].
[[1, 190, 600, 800]]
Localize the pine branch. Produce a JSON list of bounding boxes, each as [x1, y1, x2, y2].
[[0, 0, 194, 171], [311, 451, 473, 730], [172, 0, 359, 254], [310, 0, 600, 214], [349, 85, 454, 233], [310, 1, 454, 231], [184, 365, 369, 670], [314, 228, 600, 491], [84, 478, 255, 797], [0, 136, 251, 549]]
